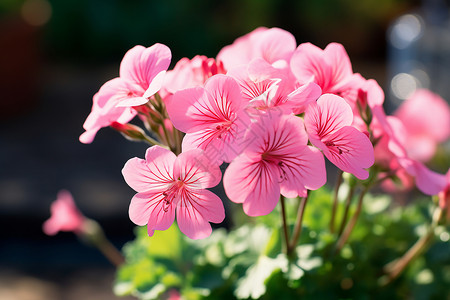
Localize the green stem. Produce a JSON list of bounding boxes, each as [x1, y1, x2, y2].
[[280, 195, 290, 256], [380, 206, 442, 286], [337, 185, 356, 237], [334, 185, 369, 253], [289, 192, 309, 253], [173, 128, 183, 156], [330, 170, 343, 234], [81, 220, 125, 267], [142, 134, 169, 148]]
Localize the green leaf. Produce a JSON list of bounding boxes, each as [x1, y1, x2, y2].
[[235, 254, 288, 299]]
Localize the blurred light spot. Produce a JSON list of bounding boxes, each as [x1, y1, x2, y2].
[[391, 73, 417, 100], [346, 263, 354, 271], [309, 231, 317, 238], [373, 224, 385, 235], [389, 14, 423, 49], [411, 68, 430, 89], [340, 278, 353, 290], [340, 245, 353, 259], [440, 231, 450, 242], [415, 269, 434, 284], [21, 0, 52, 27]]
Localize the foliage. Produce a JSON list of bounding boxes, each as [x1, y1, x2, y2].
[[115, 188, 450, 299]]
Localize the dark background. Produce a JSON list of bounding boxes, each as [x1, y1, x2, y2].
[[0, 0, 436, 299]]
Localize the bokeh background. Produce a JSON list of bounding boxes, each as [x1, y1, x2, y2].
[[1, 0, 449, 299]]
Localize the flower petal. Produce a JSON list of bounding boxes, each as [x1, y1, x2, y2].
[[304, 93, 353, 142], [166, 87, 207, 133], [290, 42, 332, 88], [119, 44, 171, 91], [322, 126, 374, 180], [280, 145, 326, 197], [174, 149, 222, 189], [204, 74, 246, 114], [287, 82, 322, 114], [242, 161, 281, 216], [176, 189, 224, 239], [223, 154, 261, 204], [322, 43, 353, 90], [254, 27, 297, 65], [80, 78, 137, 143], [128, 192, 176, 238], [122, 146, 176, 193], [397, 159, 447, 196]]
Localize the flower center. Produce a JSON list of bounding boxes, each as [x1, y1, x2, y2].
[[161, 181, 184, 212]]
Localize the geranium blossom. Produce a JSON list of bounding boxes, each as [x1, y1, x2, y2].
[[217, 27, 297, 70], [371, 103, 446, 195], [166, 74, 251, 164], [43, 190, 85, 235], [395, 89, 450, 162], [223, 115, 326, 216], [80, 44, 171, 143], [163, 55, 226, 94], [290, 42, 363, 105], [304, 94, 374, 180], [122, 146, 224, 239], [228, 58, 322, 115]]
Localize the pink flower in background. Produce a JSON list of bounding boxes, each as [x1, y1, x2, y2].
[[372, 106, 446, 196], [163, 55, 226, 94], [223, 115, 326, 216], [217, 27, 297, 70], [122, 146, 224, 239], [304, 94, 374, 180], [290, 42, 362, 105], [395, 89, 450, 162], [166, 74, 251, 164], [228, 58, 321, 115], [79, 44, 171, 143], [43, 190, 85, 236]]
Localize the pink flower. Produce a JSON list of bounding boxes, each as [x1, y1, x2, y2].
[[122, 146, 224, 239], [395, 89, 450, 162], [163, 55, 226, 94], [371, 106, 446, 195], [80, 44, 171, 143], [43, 190, 85, 236], [351, 78, 385, 131], [223, 115, 326, 216], [79, 79, 138, 143], [217, 27, 297, 70], [166, 74, 251, 164], [290, 42, 362, 105], [228, 58, 322, 115], [304, 94, 374, 180]]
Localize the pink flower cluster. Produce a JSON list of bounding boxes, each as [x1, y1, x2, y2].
[[81, 27, 450, 239]]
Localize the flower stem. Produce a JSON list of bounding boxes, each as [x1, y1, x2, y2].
[[380, 206, 442, 286], [289, 191, 309, 253], [172, 128, 183, 155], [330, 170, 343, 233], [142, 134, 169, 148], [81, 219, 125, 267], [337, 185, 356, 237], [280, 195, 290, 256], [334, 185, 369, 253]]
